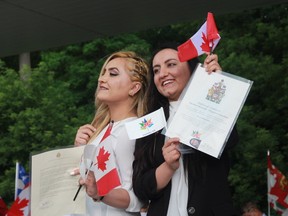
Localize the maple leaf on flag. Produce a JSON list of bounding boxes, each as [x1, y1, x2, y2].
[[200, 32, 210, 52], [7, 197, 29, 216], [146, 119, 153, 127], [177, 12, 221, 62], [96, 146, 110, 172], [139, 118, 153, 130]]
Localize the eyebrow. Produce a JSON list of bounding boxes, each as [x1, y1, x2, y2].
[[105, 67, 119, 73], [153, 58, 177, 68], [108, 67, 118, 71]]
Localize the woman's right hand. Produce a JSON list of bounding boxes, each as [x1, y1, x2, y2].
[[203, 53, 222, 74], [74, 124, 96, 146], [162, 137, 181, 171]]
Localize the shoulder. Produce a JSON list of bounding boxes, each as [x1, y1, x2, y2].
[[111, 117, 136, 139]]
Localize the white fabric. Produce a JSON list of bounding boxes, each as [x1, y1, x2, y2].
[[166, 101, 189, 216], [86, 117, 142, 216], [125, 107, 166, 140]]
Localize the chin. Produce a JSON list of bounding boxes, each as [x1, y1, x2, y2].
[[96, 95, 107, 102]]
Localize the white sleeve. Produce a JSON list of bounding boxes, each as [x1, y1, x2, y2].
[[112, 125, 143, 212]]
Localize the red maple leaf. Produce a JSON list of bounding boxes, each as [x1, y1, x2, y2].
[[7, 197, 29, 216], [96, 146, 110, 172], [200, 32, 210, 52]]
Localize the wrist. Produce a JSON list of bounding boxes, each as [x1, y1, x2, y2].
[[164, 161, 178, 172]]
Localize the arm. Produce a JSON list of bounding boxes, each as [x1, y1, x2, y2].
[[133, 135, 180, 201], [112, 125, 143, 211], [86, 124, 142, 211], [84, 171, 130, 209], [71, 124, 97, 177]]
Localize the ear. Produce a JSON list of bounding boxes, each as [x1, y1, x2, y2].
[[129, 82, 141, 96]]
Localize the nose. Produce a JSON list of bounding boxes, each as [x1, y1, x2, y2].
[[98, 73, 107, 83], [158, 67, 168, 78]]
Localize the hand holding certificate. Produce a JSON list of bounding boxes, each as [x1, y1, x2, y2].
[[165, 64, 253, 158]]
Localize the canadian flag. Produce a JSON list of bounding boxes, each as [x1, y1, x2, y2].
[[267, 151, 288, 215], [93, 122, 121, 196], [5, 162, 31, 216], [93, 137, 121, 196], [8, 184, 30, 216], [178, 12, 221, 62]]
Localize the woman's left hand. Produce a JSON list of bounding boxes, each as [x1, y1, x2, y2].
[[203, 53, 222, 74]]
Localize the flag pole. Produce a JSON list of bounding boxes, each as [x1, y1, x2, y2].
[[267, 150, 271, 216], [209, 42, 213, 55], [14, 161, 19, 200]]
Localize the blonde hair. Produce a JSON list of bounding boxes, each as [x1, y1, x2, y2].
[[90, 51, 149, 137]]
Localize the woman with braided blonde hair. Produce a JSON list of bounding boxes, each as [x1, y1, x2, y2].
[[74, 51, 149, 216]]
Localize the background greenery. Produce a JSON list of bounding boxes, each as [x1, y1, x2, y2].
[[1, 3, 287, 215]]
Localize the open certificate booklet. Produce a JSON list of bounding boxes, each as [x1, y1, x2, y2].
[[31, 145, 86, 216], [165, 64, 253, 158]]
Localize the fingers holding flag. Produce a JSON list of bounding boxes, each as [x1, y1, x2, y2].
[[203, 53, 222, 73]]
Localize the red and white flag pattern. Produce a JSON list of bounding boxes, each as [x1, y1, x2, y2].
[[93, 140, 121, 196], [178, 12, 221, 62], [93, 122, 121, 196], [4, 163, 31, 216], [267, 151, 288, 215], [8, 184, 30, 216]]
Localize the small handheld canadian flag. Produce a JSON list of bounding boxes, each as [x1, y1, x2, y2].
[[74, 121, 119, 201], [92, 121, 121, 196], [94, 140, 121, 196], [177, 12, 221, 62]]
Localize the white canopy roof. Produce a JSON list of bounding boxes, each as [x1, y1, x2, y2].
[[0, 0, 286, 57]]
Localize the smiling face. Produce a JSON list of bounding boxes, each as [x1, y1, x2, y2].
[[152, 48, 192, 101], [96, 57, 137, 105]]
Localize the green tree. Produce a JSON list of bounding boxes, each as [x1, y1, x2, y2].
[[0, 4, 287, 215]]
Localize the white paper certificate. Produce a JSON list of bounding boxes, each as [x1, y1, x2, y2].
[[31, 145, 86, 216], [165, 64, 253, 158]]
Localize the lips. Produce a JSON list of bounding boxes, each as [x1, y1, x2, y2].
[[162, 79, 174, 86], [99, 85, 108, 90]]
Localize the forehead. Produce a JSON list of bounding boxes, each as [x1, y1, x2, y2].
[[106, 57, 128, 69], [153, 48, 178, 65]]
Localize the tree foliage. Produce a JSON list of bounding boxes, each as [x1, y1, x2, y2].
[[0, 3, 287, 215]]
